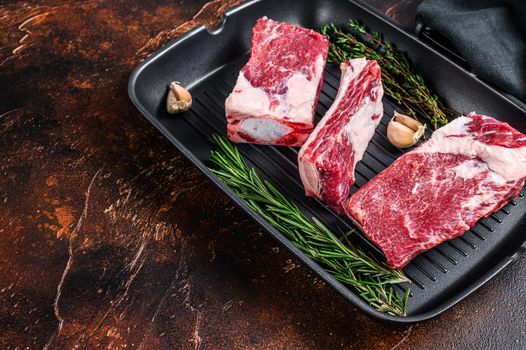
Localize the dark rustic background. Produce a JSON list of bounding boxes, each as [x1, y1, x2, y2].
[[0, 1, 524, 349]]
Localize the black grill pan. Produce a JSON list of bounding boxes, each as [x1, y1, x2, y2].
[[128, 0, 526, 323]]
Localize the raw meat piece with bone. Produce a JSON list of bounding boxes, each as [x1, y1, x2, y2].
[[225, 17, 329, 146], [298, 58, 384, 211]]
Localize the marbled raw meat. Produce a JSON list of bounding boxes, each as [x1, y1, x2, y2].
[[225, 17, 328, 146], [345, 113, 526, 268], [298, 58, 384, 210]]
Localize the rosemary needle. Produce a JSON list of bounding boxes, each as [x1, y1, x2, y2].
[[321, 19, 450, 129], [209, 134, 410, 316]]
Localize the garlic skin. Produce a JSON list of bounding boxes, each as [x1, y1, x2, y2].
[[387, 112, 426, 148], [166, 82, 192, 114]]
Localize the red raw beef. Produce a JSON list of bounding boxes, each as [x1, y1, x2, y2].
[[345, 113, 526, 268], [298, 58, 384, 210], [225, 17, 328, 146]]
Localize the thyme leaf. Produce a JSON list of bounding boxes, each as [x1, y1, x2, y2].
[[321, 19, 451, 128]]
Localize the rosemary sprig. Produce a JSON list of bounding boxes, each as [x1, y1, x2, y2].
[[209, 134, 410, 316], [321, 19, 449, 128]]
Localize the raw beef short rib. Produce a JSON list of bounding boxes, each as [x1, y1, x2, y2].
[[298, 58, 384, 210], [225, 17, 329, 146], [345, 113, 526, 268]]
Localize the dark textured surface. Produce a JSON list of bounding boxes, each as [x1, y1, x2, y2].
[[0, 1, 524, 349]]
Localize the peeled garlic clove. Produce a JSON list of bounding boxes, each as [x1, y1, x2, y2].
[[167, 81, 192, 114], [387, 112, 426, 148]]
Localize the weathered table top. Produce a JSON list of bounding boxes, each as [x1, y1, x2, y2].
[[1, 1, 524, 349]]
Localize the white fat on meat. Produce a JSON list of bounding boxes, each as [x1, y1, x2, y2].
[[284, 57, 325, 122], [416, 115, 526, 182], [451, 160, 486, 180], [298, 58, 384, 208], [343, 95, 382, 165], [227, 56, 325, 125], [308, 60, 383, 165], [302, 58, 368, 160], [225, 73, 271, 119]]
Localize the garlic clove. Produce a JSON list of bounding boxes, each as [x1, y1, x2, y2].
[[393, 112, 422, 132], [387, 121, 418, 148], [167, 81, 192, 114], [387, 112, 426, 148]]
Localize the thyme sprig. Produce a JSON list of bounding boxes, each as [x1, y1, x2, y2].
[[321, 19, 450, 128], [209, 134, 410, 316]]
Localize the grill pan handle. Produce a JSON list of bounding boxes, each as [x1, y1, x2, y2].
[[414, 16, 469, 69]]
